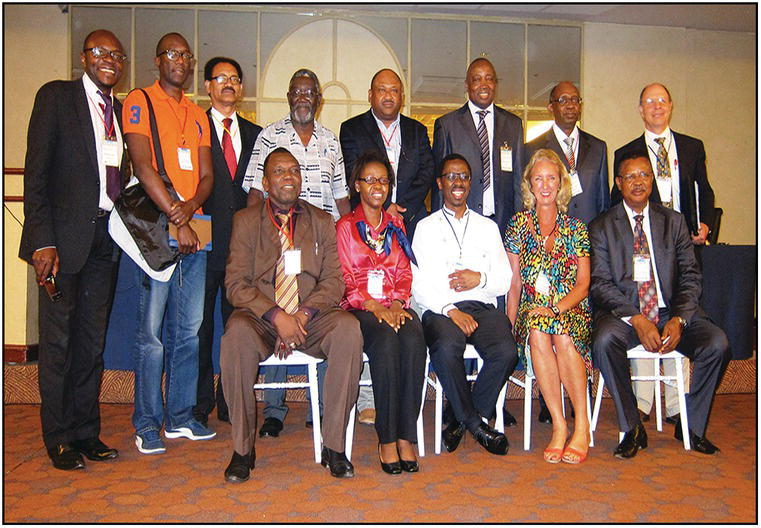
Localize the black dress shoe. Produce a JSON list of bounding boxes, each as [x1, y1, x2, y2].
[[224, 449, 255, 483], [399, 459, 419, 473], [664, 413, 679, 425], [442, 421, 466, 453], [614, 423, 648, 459], [674, 425, 720, 454], [471, 422, 509, 455], [321, 447, 354, 478], [442, 402, 456, 427], [503, 408, 517, 427], [378, 444, 401, 475], [538, 404, 552, 424], [638, 410, 650, 422], [258, 417, 283, 438], [217, 410, 230, 424], [47, 444, 85, 471], [71, 437, 119, 461]]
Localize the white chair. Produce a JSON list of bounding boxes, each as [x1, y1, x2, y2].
[[591, 345, 690, 450], [254, 351, 324, 463]]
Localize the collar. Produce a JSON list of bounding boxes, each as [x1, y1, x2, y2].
[[467, 100, 494, 118], [623, 200, 650, 222], [267, 198, 304, 218], [644, 126, 672, 144], [370, 109, 401, 131], [82, 73, 111, 103], [283, 115, 321, 139], [210, 106, 237, 123], [352, 204, 393, 232], [442, 205, 470, 220], [151, 80, 190, 106], [552, 123, 579, 145]]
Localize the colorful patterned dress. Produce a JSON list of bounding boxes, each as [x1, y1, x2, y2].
[[504, 210, 593, 376]]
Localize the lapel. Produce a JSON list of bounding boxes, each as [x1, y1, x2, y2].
[[575, 129, 590, 168], [397, 115, 415, 180], [648, 204, 667, 273], [362, 110, 387, 155], [612, 204, 634, 279], [234, 114, 254, 185], [457, 104, 481, 153], [543, 130, 568, 168], [73, 80, 99, 176]]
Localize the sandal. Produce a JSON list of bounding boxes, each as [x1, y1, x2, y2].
[[543, 447, 563, 464], [561, 446, 588, 464]]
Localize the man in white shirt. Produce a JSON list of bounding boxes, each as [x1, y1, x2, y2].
[[412, 154, 518, 456]]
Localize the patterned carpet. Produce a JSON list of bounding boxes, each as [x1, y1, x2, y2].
[[3, 393, 756, 523]]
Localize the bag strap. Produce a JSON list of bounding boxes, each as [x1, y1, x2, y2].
[[136, 88, 177, 197]]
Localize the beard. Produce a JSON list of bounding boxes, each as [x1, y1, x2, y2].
[[290, 104, 315, 125]]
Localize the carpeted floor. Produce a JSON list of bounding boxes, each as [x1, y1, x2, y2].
[[3, 393, 756, 523]]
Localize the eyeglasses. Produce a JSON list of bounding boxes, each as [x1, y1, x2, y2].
[[551, 96, 582, 106], [441, 172, 471, 182], [358, 176, 390, 185], [642, 96, 669, 106], [211, 74, 241, 85], [288, 88, 319, 99], [84, 47, 128, 63], [619, 171, 653, 183], [158, 49, 195, 63]]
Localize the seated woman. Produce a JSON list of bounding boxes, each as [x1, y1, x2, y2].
[[336, 151, 427, 475], [504, 148, 593, 464]]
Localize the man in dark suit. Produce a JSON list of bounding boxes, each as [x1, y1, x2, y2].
[[220, 148, 362, 482], [432, 57, 524, 236], [589, 152, 729, 459], [18, 29, 127, 470], [193, 57, 262, 428], [525, 81, 609, 225], [340, 68, 434, 240]]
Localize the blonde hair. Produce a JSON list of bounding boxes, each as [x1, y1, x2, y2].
[[521, 148, 572, 213]]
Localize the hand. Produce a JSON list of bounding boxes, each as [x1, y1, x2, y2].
[[659, 318, 683, 354], [386, 203, 407, 218], [272, 310, 307, 359], [31, 247, 59, 285], [447, 308, 478, 336], [168, 200, 196, 227], [390, 300, 413, 329], [691, 222, 710, 245], [365, 299, 399, 330], [630, 314, 662, 352], [448, 269, 481, 292], [528, 306, 555, 318], [176, 224, 200, 254]]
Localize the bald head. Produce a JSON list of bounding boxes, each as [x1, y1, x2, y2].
[[156, 32, 189, 57]]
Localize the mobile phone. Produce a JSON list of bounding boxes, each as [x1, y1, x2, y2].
[[43, 274, 63, 302]]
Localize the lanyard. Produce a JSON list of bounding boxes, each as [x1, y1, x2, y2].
[[646, 131, 674, 163], [267, 199, 295, 247], [85, 92, 115, 138], [211, 113, 239, 140], [442, 209, 470, 262], [378, 121, 399, 148], [167, 97, 190, 146]]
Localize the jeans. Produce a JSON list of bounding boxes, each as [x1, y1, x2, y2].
[[132, 251, 206, 434]]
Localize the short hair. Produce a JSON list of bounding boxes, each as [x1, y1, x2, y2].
[[548, 81, 578, 103], [155, 32, 187, 57], [289, 68, 321, 94], [263, 147, 297, 175], [439, 153, 471, 177], [520, 149, 572, 213], [204, 57, 243, 81], [370, 68, 402, 88], [639, 83, 672, 105], [616, 151, 653, 178], [466, 57, 497, 80], [349, 150, 395, 202]]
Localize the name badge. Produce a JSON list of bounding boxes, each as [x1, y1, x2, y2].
[[500, 145, 513, 172], [103, 138, 119, 167], [367, 269, 385, 299], [633, 255, 652, 282], [178, 147, 193, 171], [570, 171, 583, 197], [284, 249, 301, 275], [535, 270, 551, 296]]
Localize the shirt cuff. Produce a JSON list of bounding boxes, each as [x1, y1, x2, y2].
[[478, 272, 486, 289], [621, 316, 632, 326], [263, 306, 282, 324], [442, 303, 457, 317], [35, 246, 56, 252]]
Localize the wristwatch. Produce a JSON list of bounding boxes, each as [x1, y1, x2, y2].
[[550, 305, 560, 317], [675, 315, 688, 329]]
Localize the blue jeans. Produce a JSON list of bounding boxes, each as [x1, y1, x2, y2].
[[132, 252, 206, 434]]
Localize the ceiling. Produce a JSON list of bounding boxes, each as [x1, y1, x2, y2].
[[298, 3, 757, 33]]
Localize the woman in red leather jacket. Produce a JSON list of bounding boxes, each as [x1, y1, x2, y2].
[[336, 151, 427, 475]]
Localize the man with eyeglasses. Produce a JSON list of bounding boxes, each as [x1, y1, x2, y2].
[[242, 68, 350, 436], [19, 29, 127, 471], [589, 152, 729, 459], [411, 153, 518, 456], [122, 32, 216, 455], [191, 57, 263, 430]]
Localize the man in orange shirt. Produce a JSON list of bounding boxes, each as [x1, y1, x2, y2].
[[122, 32, 215, 455]]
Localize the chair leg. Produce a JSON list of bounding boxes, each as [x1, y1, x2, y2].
[[434, 377, 443, 455], [523, 375, 532, 451], [675, 357, 691, 451], [591, 373, 605, 433], [345, 405, 356, 461], [494, 382, 507, 433], [416, 355, 430, 458], [307, 362, 322, 464], [560, 382, 566, 418], [654, 357, 663, 432], [586, 378, 594, 447]]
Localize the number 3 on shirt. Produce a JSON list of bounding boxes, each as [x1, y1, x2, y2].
[[129, 105, 141, 124]]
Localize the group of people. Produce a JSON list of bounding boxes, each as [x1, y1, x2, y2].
[[20, 28, 731, 483]]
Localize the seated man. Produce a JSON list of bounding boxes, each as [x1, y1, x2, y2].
[[412, 153, 518, 456], [220, 148, 362, 482], [589, 152, 730, 459]]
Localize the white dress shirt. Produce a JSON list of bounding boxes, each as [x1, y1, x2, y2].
[[411, 206, 511, 315], [371, 110, 401, 203], [552, 123, 579, 169], [467, 100, 495, 217], [644, 127, 681, 213], [209, 107, 242, 162], [622, 202, 666, 319]]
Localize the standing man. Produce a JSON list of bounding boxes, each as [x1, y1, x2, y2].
[[19, 29, 127, 470], [221, 148, 362, 482], [340, 68, 434, 240], [432, 58, 525, 236], [612, 83, 717, 423], [590, 153, 729, 459], [123, 32, 216, 454], [242, 68, 349, 435], [193, 57, 262, 428]]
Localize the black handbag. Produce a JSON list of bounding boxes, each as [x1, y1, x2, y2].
[[114, 89, 183, 271]]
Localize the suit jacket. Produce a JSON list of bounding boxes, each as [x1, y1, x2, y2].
[[225, 199, 345, 318], [525, 127, 610, 225], [611, 131, 715, 235], [19, 78, 126, 273], [203, 110, 262, 271], [588, 202, 703, 323], [339, 110, 433, 237], [432, 103, 524, 234]]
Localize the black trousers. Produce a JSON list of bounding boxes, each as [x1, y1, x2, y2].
[[194, 267, 231, 421], [423, 300, 518, 431], [37, 216, 117, 449], [351, 309, 427, 444], [592, 310, 730, 436]]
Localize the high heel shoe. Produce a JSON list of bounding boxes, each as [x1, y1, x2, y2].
[[378, 444, 401, 475], [399, 458, 419, 473]]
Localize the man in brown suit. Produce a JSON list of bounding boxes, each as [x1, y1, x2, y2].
[[220, 147, 362, 482]]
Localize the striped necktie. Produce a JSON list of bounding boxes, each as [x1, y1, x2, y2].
[[274, 213, 299, 314], [563, 137, 576, 173], [477, 110, 491, 192], [633, 214, 659, 323]]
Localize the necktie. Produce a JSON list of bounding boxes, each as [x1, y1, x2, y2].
[[563, 137, 576, 173], [654, 137, 672, 209], [477, 110, 491, 192], [633, 214, 659, 323], [97, 90, 122, 202], [274, 213, 300, 314], [222, 117, 238, 180]]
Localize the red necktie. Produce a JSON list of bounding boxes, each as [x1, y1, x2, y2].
[[633, 215, 659, 323], [97, 90, 122, 201], [222, 117, 237, 180]]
